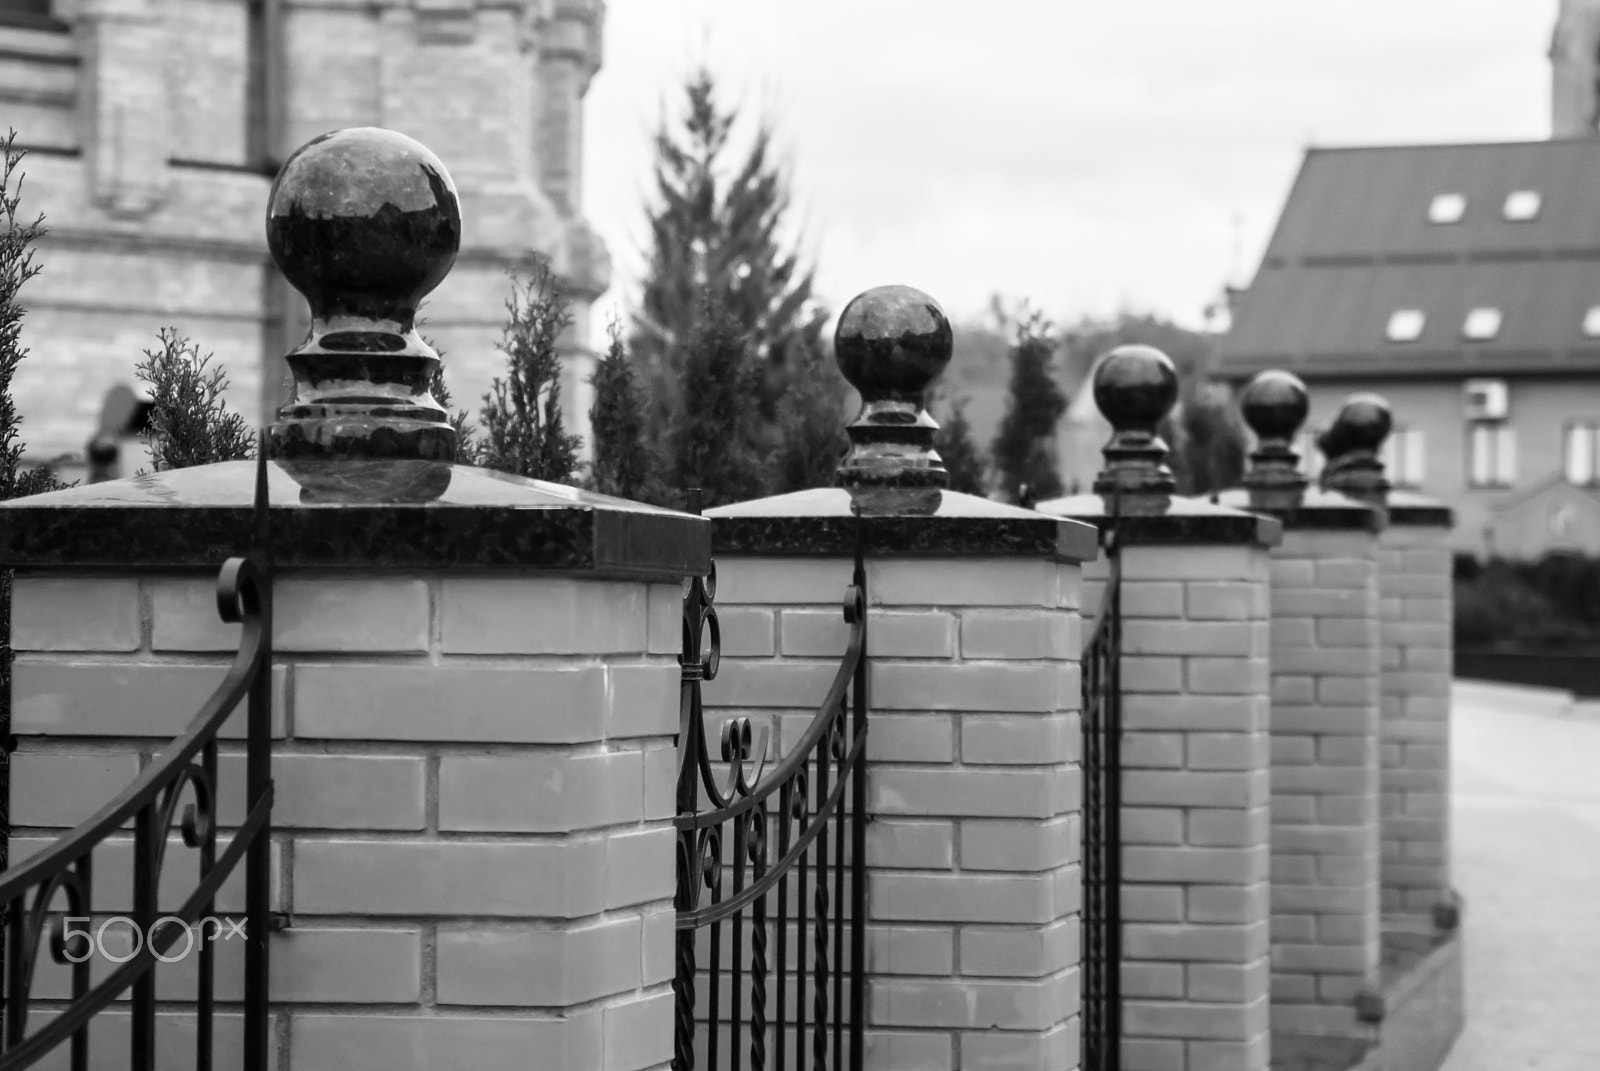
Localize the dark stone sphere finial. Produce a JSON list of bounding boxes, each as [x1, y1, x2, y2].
[[1092, 344, 1179, 501], [1240, 369, 1311, 509], [265, 127, 463, 502], [834, 284, 952, 513], [1317, 392, 1393, 504]]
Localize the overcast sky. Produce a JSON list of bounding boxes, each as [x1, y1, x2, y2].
[[582, 1, 1555, 338]]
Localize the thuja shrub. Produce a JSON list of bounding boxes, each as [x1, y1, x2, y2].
[[134, 328, 255, 471]]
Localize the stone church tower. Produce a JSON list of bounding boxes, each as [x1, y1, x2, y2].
[[1552, 0, 1600, 136], [0, 0, 608, 470]]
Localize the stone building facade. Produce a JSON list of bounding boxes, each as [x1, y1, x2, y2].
[[0, 0, 608, 470]]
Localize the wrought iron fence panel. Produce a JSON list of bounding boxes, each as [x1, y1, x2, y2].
[[1080, 500, 1124, 1071], [674, 516, 868, 1071], [0, 454, 275, 1071]]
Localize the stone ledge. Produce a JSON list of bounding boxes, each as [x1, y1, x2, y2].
[[0, 461, 710, 579], [1036, 492, 1283, 549], [1386, 491, 1453, 529], [1215, 488, 1385, 533], [707, 487, 1100, 562]]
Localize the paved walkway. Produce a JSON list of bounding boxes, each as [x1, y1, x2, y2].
[[1439, 684, 1600, 1071]]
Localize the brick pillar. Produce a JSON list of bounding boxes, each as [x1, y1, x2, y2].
[[2, 463, 707, 1071], [1061, 521, 1281, 1071], [1311, 394, 1458, 931], [1254, 517, 1385, 1039], [1223, 372, 1389, 1045], [1377, 501, 1455, 926], [1040, 344, 1281, 1071], [704, 511, 1098, 1071]]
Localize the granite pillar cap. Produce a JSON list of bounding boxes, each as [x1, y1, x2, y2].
[[1314, 393, 1452, 526], [1090, 344, 1179, 501], [705, 284, 1098, 562], [266, 127, 461, 503], [834, 284, 952, 513], [1317, 392, 1392, 506], [0, 131, 710, 577], [1034, 347, 1280, 547], [1240, 369, 1310, 510]]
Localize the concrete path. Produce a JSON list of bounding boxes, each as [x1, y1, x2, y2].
[[1439, 683, 1600, 1070]]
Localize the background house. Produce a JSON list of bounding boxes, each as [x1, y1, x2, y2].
[[1218, 0, 1600, 559], [0, 0, 607, 475]]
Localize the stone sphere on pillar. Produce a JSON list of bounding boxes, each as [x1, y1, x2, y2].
[[1093, 345, 1179, 434], [834, 285, 954, 404], [1240, 369, 1309, 445], [833, 285, 953, 508], [266, 127, 461, 328], [1091, 344, 1179, 499]]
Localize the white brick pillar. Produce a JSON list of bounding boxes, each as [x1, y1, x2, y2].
[[1225, 372, 1389, 1045], [1, 461, 707, 1071], [704, 503, 1099, 1071], [1039, 344, 1282, 1071], [1377, 502, 1454, 925], [1312, 393, 1458, 931]]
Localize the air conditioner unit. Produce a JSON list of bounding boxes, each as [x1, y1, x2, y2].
[[1464, 379, 1508, 421]]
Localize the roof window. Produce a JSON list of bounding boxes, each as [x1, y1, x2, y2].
[[1386, 309, 1426, 343], [1428, 193, 1466, 224], [1584, 306, 1600, 338], [1504, 190, 1542, 222], [1463, 308, 1503, 341]]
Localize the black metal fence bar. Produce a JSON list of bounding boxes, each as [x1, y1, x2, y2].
[[673, 527, 869, 1071], [0, 456, 275, 1071], [1080, 512, 1124, 1071]]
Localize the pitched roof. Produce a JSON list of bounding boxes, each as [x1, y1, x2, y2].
[[1218, 138, 1600, 379]]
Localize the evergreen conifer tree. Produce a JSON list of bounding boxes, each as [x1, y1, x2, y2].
[[479, 264, 581, 483], [667, 300, 769, 508], [933, 395, 987, 496], [769, 315, 849, 493], [0, 132, 64, 499], [632, 67, 817, 451], [992, 314, 1068, 504], [588, 322, 667, 503]]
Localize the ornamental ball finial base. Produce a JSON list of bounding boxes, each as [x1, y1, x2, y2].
[[264, 126, 463, 503], [832, 285, 954, 511]]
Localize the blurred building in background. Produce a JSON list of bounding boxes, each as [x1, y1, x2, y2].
[[0, 0, 607, 475], [1220, 0, 1600, 559]]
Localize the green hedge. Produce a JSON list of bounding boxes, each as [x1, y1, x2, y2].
[[1453, 555, 1600, 650]]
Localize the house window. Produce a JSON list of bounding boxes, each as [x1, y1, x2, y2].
[[1467, 424, 1516, 488], [1584, 306, 1600, 338], [1428, 193, 1467, 224], [1386, 309, 1426, 343], [1297, 429, 1323, 478], [1503, 190, 1542, 222], [1381, 428, 1426, 489], [1462, 308, 1503, 341], [1565, 423, 1600, 486]]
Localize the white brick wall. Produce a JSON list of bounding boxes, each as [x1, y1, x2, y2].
[[10, 569, 677, 1071], [1378, 525, 1453, 923], [1266, 527, 1382, 1040], [702, 555, 1084, 1071], [1094, 542, 1274, 1071]]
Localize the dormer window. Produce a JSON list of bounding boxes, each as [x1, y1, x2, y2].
[[1386, 309, 1426, 342], [1504, 190, 1542, 222], [1584, 306, 1600, 338], [1463, 308, 1503, 341], [1428, 193, 1466, 224]]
